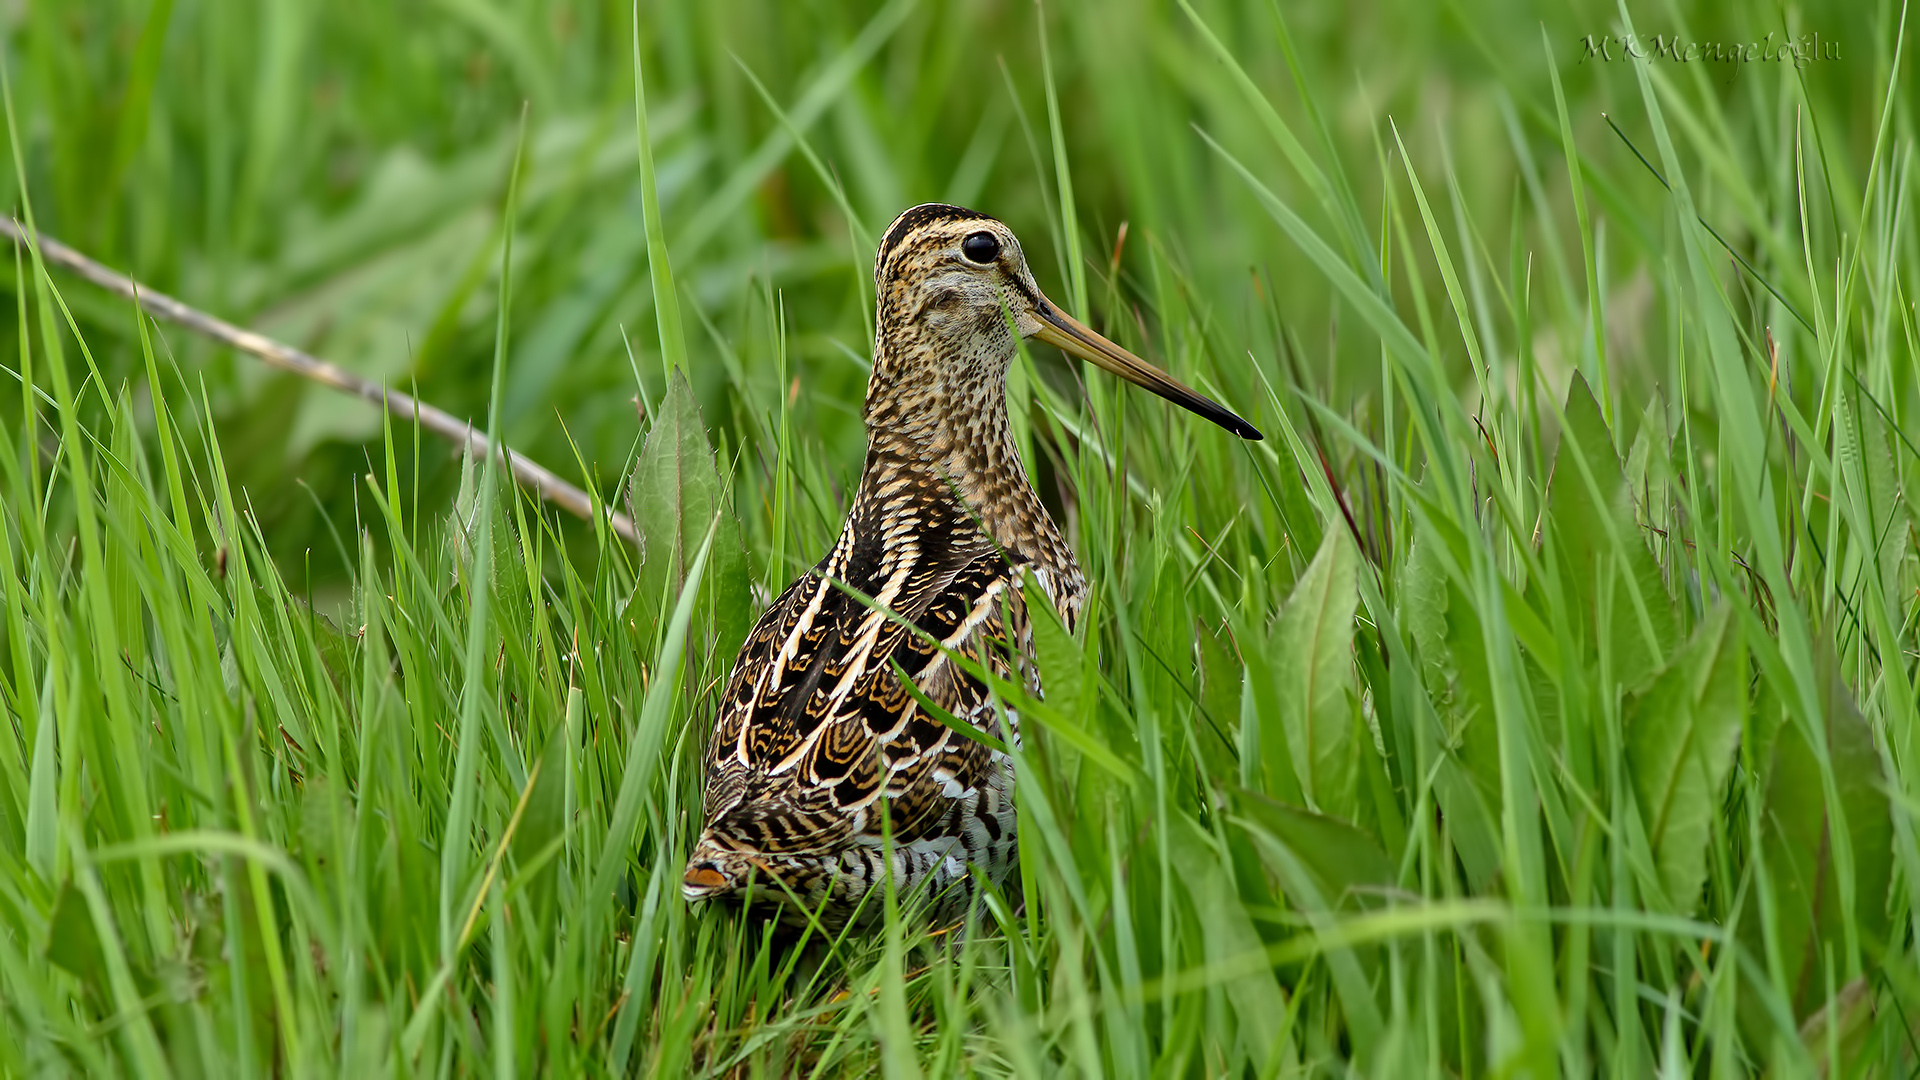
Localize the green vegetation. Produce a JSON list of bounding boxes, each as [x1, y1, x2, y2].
[[1, 0, 1915, 1074]]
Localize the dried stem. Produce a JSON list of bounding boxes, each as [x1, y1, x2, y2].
[[0, 216, 639, 548]]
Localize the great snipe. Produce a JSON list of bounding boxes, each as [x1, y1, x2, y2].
[[682, 204, 1260, 929]]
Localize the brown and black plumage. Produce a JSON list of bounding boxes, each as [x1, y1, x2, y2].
[[682, 204, 1261, 929]]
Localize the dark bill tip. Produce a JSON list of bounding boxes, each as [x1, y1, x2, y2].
[[1032, 302, 1263, 441]]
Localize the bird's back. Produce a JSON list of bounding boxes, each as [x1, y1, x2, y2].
[[683, 448, 1074, 928]]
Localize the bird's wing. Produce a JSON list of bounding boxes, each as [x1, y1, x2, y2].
[[700, 507, 1030, 856], [837, 548, 1028, 847]]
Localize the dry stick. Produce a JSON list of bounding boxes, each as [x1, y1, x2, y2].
[[0, 216, 640, 548]]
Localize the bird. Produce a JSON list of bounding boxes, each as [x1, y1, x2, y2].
[[682, 203, 1261, 930]]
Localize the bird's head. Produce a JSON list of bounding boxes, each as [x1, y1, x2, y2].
[[869, 202, 1261, 441]]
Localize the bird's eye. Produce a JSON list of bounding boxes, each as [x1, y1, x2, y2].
[[961, 231, 1000, 264]]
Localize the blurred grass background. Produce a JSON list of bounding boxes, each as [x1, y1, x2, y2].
[[1, 0, 1915, 1074], [11, 0, 1888, 590]]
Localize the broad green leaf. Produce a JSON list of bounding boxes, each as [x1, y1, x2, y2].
[[1623, 604, 1743, 912], [1233, 792, 1389, 1056], [1398, 530, 1449, 700], [1271, 525, 1359, 821], [627, 369, 750, 661], [1235, 790, 1393, 910], [1540, 372, 1676, 688], [1169, 817, 1292, 1075], [446, 431, 481, 574], [1142, 547, 1195, 738], [512, 727, 569, 876], [1852, 391, 1910, 608], [1741, 656, 1895, 1028], [1022, 575, 1084, 724], [304, 602, 354, 696], [299, 774, 344, 894], [1236, 606, 1304, 806], [1437, 575, 1506, 890], [1432, 754, 1503, 893], [44, 882, 108, 989], [1195, 616, 1243, 777], [1397, 519, 1503, 888]]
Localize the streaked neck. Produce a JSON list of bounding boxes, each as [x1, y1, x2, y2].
[[858, 322, 1063, 567]]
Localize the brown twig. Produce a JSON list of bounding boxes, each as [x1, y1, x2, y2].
[[0, 216, 640, 548]]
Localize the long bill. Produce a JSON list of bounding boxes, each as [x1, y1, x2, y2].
[[1031, 300, 1263, 441]]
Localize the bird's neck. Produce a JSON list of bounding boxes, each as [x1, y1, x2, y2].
[[856, 323, 1067, 568]]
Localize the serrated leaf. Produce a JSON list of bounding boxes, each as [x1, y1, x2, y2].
[[1853, 392, 1910, 606], [1396, 522, 1499, 886], [1399, 529, 1449, 700], [1272, 525, 1359, 821], [627, 369, 749, 661], [1541, 372, 1676, 688], [1624, 604, 1743, 912], [446, 435, 481, 577], [1022, 575, 1083, 724], [1741, 654, 1895, 1028], [299, 774, 343, 882]]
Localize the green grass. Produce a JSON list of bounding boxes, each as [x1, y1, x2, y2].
[[1, 0, 1916, 1074]]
